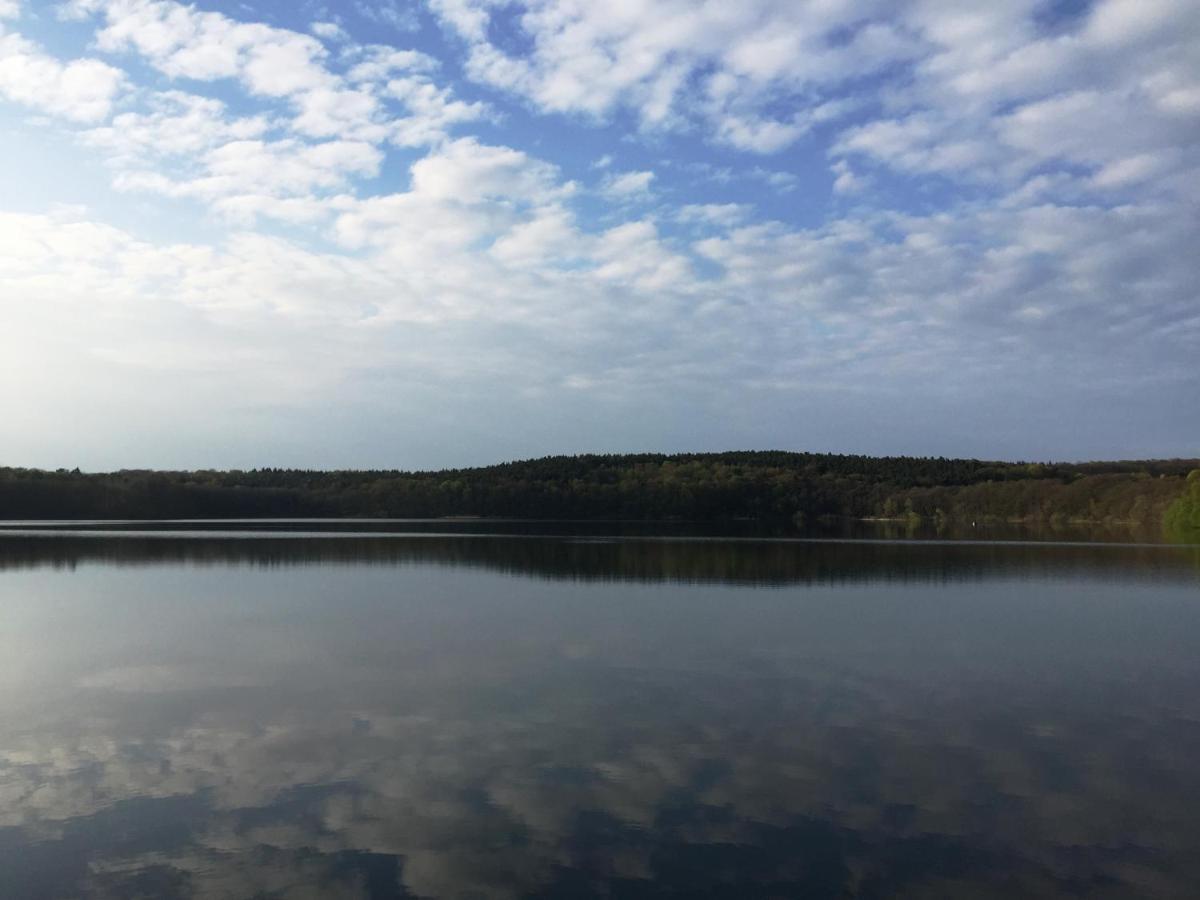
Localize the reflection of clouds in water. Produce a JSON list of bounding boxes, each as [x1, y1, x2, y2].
[[85, 842, 396, 900], [1, 659, 1198, 898], [1, 550, 1199, 898], [79, 665, 260, 692]]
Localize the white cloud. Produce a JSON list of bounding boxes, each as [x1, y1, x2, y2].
[[385, 76, 490, 146], [114, 138, 380, 222], [835, 114, 998, 177], [1085, 0, 1197, 47], [355, 0, 420, 33], [747, 167, 800, 193], [0, 28, 124, 121], [426, 0, 914, 153], [675, 203, 751, 227], [0, 1, 19, 19], [998, 89, 1194, 177], [1091, 152, 1176, 189], [81, 90, 268, 161], [62, 1, 470, 148], [489, 204, 582, 267], [310, 21, 348, 43], [77, 0, 332, 94], [419, 0, 1199, 201], [593, 219, 691, 291], [4, 145, 1198, 464], [345, 45, 438, 82], [407, 137, 569, 204], [830, 159, 868, 195], [602, 169, 655, 198], [828, 0, 1200, 203], [290, 85, 387, 141], [332, 139, 577, 269], [51, 0, 488, 221]]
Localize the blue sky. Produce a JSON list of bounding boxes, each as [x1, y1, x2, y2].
[[1, 0, 1197, 469]]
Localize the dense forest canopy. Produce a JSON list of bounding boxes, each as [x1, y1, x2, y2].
[[1, 452, 1197, 534]]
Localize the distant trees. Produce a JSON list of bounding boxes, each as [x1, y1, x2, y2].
[[0, 453, 1197, 535]]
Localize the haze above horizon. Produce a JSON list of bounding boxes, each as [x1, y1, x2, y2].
[[2, 0, 1197, 470]]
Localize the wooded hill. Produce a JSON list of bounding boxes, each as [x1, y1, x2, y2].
[[1, 452, 1197, 533]]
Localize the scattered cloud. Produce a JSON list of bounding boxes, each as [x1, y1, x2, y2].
[[747, 166, 801, 193], [355, 0, 420, 33], [0, 27, 124, 121], [81, 90, 269, 162], [385, 75, 490, 146], [47, 0, 489, 223], [830, 159, 868, 195], [426, 0, 917, 153], [67, 0, 322, 94], [310, 20, 349, 43], [345, 45, 438, 82], [0, 0, 1197, 463], [675, 203, 751, 227], [114, 138, 381, 222], [602, 169, 655, 198]]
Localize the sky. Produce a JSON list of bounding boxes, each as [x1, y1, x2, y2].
[[0, 0, 1197, 471]]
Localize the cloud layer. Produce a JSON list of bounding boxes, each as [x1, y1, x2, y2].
[[0, 0, 1197, 466]]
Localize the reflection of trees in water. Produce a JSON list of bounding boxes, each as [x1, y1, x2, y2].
[[0, 534, 1198, 585], [1, 658, 1198, 899], [0, 536, 1196, 897]]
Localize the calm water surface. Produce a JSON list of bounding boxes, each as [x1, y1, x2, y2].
[[0, 529, 1198, 898]]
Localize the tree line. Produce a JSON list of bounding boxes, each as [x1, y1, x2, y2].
[[0, 452, 1197, 535]]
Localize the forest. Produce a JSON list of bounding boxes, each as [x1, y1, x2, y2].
[[0, 452, 1197, 536]]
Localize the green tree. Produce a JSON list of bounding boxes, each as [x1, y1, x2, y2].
[[1164, 470, 1200, 536]]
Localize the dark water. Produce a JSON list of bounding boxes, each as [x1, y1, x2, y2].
[[0, 530, 1198, 899]]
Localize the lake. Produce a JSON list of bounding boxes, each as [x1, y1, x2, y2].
[[0, 526, 1198, 898]]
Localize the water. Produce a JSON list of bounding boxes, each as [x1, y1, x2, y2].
[[0, 529, 1198, 898]]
